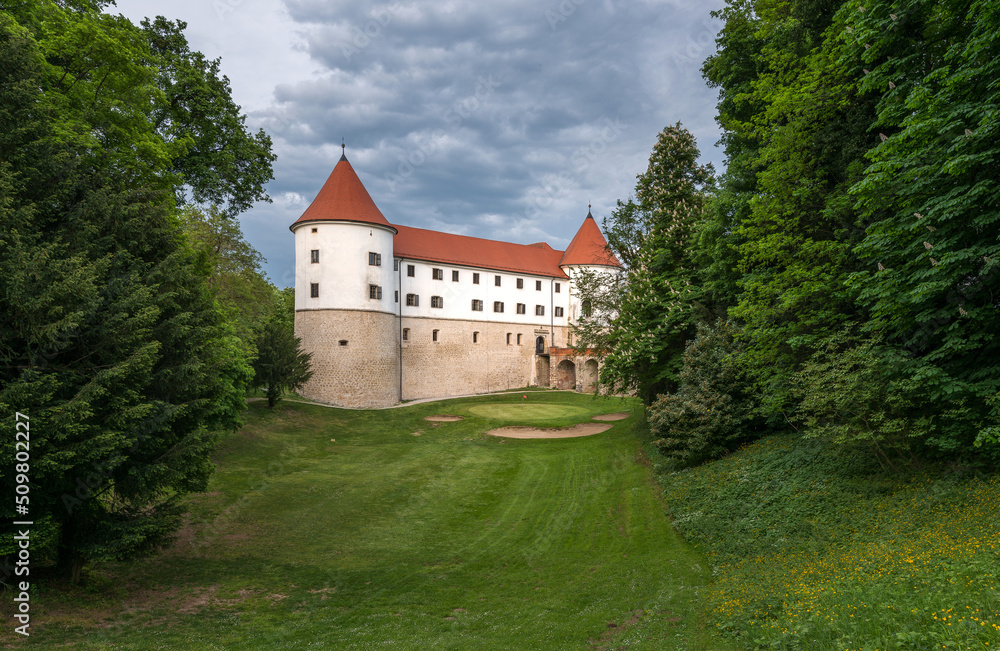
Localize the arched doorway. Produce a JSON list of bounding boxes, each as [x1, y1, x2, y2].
[[535, 336, 546, 354], [582, 359, 599, 393], [554, 360, 576, 390]]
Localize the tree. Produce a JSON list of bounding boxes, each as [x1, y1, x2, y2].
[[579, 123, 714, 402], [845, 0, 1000, 458], [0, 2, 270, 581], [251, 321, 313, 408]]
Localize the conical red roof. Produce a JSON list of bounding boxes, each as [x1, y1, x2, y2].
[[560, 210, 621, 267], [290, 153, 395, 231]]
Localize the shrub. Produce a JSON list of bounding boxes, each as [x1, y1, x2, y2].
[[648, 320, 759, 463]]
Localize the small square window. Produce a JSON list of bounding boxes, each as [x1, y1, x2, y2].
[[516, 303, 526, 315], [494, 275, 501, 287], [452, 270, 459, 282], [431, 296, 443, 308], [311, 227, 318, 233], [555, 306, 564, 317], [407, 264, 415, 277], [369, 284, 382, 300], [536, 280, 542, 291], [310, 283, 319, 298], [338, 340, 348, 346], [471, 299, 483, 311], [535, 305, 545, 316], [310, 249, 319, 264], [516, 278, 523, 289], [406, 293, 419, 307], [369, 252, 381, 266], [493, 301, 504, 313], [473, 273, 480, 284], [432, 268, 443, 280], [555, 282, 561, 293]]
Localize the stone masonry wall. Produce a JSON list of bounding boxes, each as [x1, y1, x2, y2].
[[295, 309, 400, 408], [401, 318, 570, 401]]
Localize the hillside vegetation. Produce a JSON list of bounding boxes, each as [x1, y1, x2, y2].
[[653, 430, 1000, 649]]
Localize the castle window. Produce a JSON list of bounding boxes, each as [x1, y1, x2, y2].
[[536, 336, 545, 354], [369, 252, 381, 266], [402, 328, 409, 341], [473, 272, 480, 284], [406, 293, 419, 307], [535, 305, 545, 316], [494, 275, 501, 287], [517, 333, 522, 345], [310, 283, 319, 298], [369, 284, 382, 300], [516, 303, 526, 315], [432, 267, 443, 280], [311, 227, 318, 233], [431, 296, 443, 308], [394, 260, 399, 271], [493, 301, 504, 313], [473, 332, 479, 343], [452, 270, 459, 282], [471, 299, 484, 311], [395, 290, 399, 303], [555, 306, 564, 317], [536, 280, 542, 291], [506, 333, 512, 345], [516, 278, 524, 289], [555, 282, 561, 293], [339, 340, 348, 346], [432, 329, 439, 342], [407, 264, 415, 277], [581, 300, 592, 317], [310, 249, 319, 264]]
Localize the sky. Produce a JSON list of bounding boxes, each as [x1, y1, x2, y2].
[[114, 0, 728, 288]]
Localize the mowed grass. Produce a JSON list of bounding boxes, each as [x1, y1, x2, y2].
[[10, 392, 736, 650]]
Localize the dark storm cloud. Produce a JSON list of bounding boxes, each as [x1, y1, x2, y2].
[[116, 0, 727, 283]]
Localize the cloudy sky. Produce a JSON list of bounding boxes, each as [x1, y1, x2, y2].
[[114, 0, 727, 288]]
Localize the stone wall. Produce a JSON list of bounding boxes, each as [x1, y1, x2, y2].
[[400, 317, 570, 400], [295, 309, 400, 408]]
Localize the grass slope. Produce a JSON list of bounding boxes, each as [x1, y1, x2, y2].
[[5, 392, 736, 650], [656, 433, 1000, 650]]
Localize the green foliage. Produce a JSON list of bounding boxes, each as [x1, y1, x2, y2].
[[658, 433, 1000, 648], [251, 321, 313, 408], [582, 124, 715, 402], [0, 2, 267, 582], [648, 320, 759, 463], [846, 0, 1000, 457]]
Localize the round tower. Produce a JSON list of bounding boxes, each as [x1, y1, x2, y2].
[[559, 206, 623, 324], [290, 147, 400, 408]]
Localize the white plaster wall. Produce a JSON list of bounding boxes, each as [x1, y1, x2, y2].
[[293, 221, 396, 313], [393, 259, 571, 335]]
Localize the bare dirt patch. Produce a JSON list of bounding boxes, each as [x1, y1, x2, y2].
[[591, 412, 630, 421], [424, 415, 464, 422], [486, 423, 612, 439]]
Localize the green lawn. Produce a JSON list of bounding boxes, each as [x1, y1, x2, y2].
[[10, 392, 736, 649]]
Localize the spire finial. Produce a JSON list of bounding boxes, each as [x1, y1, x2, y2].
[[339, 138, 347, 161]]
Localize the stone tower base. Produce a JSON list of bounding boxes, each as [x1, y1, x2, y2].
[[295, 309, 400, 408]]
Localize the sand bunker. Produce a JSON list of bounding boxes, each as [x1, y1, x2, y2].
[[591, 412, 630, 421], [486, 423, 612, 439], [424, 415, 464, 422]]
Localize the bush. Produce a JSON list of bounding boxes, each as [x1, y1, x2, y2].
[[648, 320, 759, 463]]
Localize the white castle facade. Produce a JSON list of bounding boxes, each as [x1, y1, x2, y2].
[[291, 150, 621, 408]]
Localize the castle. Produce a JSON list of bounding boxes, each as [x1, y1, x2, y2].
[[291, 148, 622, 408]]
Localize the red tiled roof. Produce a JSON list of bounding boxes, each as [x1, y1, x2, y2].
[[290, 154, 395, 231], [394, 225, 569, 279], [560, 212, 622, 267]]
